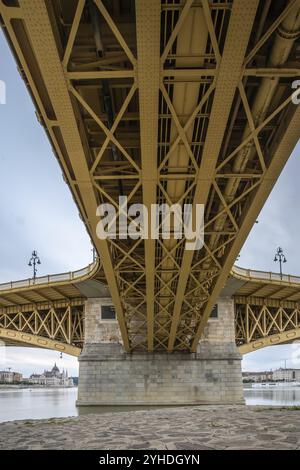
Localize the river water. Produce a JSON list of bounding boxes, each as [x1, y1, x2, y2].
[[1, 386, 300, 423]]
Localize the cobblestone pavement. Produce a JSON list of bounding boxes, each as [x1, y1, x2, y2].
[[0, 406, 300, 450]]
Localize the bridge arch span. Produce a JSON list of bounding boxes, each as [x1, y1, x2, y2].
[[238, 328, 300, 355], [0, 328, 81, 357]]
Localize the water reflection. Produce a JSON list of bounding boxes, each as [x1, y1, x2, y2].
[[244, 386, 300, 406], [0, 387, 78, 423], [1, 386, 300, 423]]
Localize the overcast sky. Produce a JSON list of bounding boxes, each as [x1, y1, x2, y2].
[[0, 30, 300, 377]]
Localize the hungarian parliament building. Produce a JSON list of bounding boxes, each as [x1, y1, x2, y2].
[[29, 363, 74, 387]]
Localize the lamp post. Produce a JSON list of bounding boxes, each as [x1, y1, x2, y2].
[[91, 246, 99, 262], [274, 247, 287, 280], [28, 250, 41, 280]]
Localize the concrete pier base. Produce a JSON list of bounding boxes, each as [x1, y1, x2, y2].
[[77, 343, 244, 405], [77, 296, 244, 406]]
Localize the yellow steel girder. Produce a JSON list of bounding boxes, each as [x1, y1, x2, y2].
[[236, 301, 300, 354], [1, 1, 300, 352], [0, 329, 81, 357]]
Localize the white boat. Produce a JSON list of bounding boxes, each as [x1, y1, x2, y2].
[[252, 382, 300, 389]]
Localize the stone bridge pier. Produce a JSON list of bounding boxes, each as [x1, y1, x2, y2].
[[77, 297, 244, 406]]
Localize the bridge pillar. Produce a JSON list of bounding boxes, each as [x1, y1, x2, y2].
[[77, 297, 244, 405]]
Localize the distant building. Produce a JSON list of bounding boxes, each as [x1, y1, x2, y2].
[[243, 368, 300, 383], [12, 372, 23, 382], [71, 377, 79, 386], [29, 363, 74, 387], [242, 371, 273, 383], [273, 368, 300, 382], [0, 370, 23, 383]]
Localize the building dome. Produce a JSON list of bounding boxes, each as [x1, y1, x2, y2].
[[51, 363, 60, 374]]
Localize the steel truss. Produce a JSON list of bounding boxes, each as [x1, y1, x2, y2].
[[236, 298, 300, 354], [1, 0, 299, 351], [0, 300, 84, 356]]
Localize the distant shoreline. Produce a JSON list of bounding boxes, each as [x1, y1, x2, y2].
[[0, 384, 76, 390]]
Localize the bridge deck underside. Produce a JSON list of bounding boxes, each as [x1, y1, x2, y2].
[[1, 0, 300, 352], [231, 265, 300, 306], [0, 260, 104, 308], [0, 284, 85, 308]]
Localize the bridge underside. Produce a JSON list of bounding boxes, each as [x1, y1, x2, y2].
[[1, 0, 300, 354], [2, 265, 300, 356], [232, 267, 300, 354]]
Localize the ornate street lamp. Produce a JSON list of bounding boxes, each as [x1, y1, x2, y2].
[[28, 250, 41, 280], [274, 247, 287, 280], [91, 247, 97, 262]]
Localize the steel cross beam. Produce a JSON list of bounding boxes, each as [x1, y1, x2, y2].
[[192, 100, 300, 351], [236, 301, 300, 354], [2, 1, 300, 354], [154, 0, 214, 351], [168, 0, 260, 351], [0, 329, 82, 356], [2, 0, 131, 350], [0, 302, 84, 355], [135, 0, 161, 351]]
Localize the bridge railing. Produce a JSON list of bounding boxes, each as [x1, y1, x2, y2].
[[231, 266, 300, 285], [0, 260, 99, 291]]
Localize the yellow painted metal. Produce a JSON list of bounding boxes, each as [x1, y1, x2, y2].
[[236, 301, 300, 355], [238, 329, 300, 355], [232, 266, 300, 288], [0, 261, 99, 296], [135, 0, 161, 351], [0, 328, 81, 357], [1, 0, 130, 350], [170, 0, 259, 351], [1, 0, 300, 352], [2, 262, 300, 357], [231, 266, 300, 303], [191, 86, 300, 352], [0, 302, 84, 356]]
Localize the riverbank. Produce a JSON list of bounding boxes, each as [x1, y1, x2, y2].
[[0, 405, 300, 450]]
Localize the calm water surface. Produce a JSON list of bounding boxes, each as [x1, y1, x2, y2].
[[0, 388, 78, 423], [0, 388, 170, 423], [244, 386, 300, 406], [1, 386, 300, 422]]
